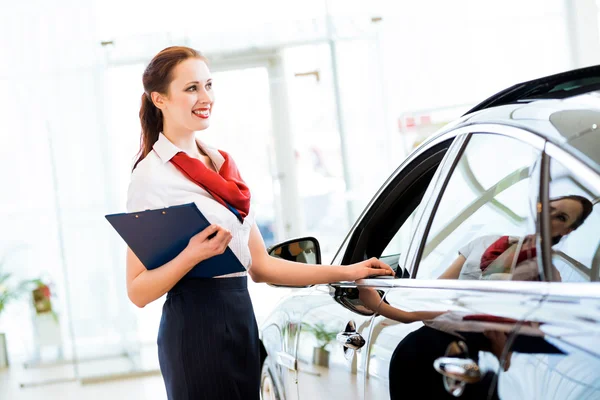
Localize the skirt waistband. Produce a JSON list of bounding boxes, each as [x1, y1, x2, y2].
[[168, 276, 248, 297]]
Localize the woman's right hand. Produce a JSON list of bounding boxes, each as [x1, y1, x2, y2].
[[343, 257, 395, 281], [185, 224, 233, 263]]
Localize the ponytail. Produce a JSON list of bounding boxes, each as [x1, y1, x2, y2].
[[133, 93, 163, 170]]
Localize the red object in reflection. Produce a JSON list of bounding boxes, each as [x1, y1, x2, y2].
[[463, 314, 519, 324], [40, 285, 51, 298]]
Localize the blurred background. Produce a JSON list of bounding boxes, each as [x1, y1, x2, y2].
[[0, 0, 599, 397]]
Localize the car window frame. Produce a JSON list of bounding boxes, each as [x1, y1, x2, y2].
[[325, 132, 457, 315], [330, 131, 457, 267]]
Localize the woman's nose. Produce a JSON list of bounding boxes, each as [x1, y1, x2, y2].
[[197, 88, 212, 103]]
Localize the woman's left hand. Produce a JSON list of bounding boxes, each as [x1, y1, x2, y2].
[[344, 258, 395, 281]]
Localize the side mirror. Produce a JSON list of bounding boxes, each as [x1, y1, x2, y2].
[[266, 237, 322, 288], [267, 236, 321, 265]]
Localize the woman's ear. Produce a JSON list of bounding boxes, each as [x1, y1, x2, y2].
[[151, 92, 166, 110]]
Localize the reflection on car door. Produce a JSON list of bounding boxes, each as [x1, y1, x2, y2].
[[490, 146, 600, 399], [363, 284, 548, 399], [261, 287, 319, 400], [363, 130, 557, 398], [295, 284, 377, 399]]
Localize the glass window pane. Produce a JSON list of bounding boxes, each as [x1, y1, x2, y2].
[[417, 134, 540, 281]]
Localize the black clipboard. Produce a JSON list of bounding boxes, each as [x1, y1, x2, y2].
[[105, 203, 245, 278]]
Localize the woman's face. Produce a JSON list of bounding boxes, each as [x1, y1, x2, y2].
[[155, 58, 214, 133], [550, 198, 584, 237]]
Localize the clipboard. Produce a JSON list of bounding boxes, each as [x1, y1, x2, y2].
[[105, 203, 245, 278]]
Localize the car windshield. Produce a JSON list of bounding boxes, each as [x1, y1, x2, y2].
[[523, 76, 600, 100]]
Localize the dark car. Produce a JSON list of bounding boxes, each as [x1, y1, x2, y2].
[[259, 66, 600, 400]]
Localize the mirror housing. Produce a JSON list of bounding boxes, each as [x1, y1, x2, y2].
[[266, 237, 322, 288]]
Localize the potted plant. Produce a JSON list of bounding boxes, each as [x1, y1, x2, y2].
[[0, 251, 42, 368], [30, 280, 57, 321], [302, 322, 338, 367]]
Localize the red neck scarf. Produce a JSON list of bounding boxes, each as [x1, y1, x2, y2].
[[480, 236, 537, 271], [170, 150, 251, 221]]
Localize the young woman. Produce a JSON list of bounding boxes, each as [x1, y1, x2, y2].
[[125, 46, 394, 400]]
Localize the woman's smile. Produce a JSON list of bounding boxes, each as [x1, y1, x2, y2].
[[193, 106, 211, 119]]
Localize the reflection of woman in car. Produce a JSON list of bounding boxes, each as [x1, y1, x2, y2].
[[273, 241, 304, 261], [438, 195, 593, 281], [358, 287, 445, 323]]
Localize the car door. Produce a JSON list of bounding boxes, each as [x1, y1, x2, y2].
[[293, 133, 456, 399], [294, 284, 377, 399], [351, 127, 557, 399], [490, 142, 600, 399]]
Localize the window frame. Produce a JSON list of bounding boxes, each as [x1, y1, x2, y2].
[[331, 133, 456, 267], [325, 133, 457, 317]]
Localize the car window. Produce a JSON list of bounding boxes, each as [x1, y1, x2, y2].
[[415, 133, 542, 281], [382, 207, 420, 258], [547, 158, 600, 282]]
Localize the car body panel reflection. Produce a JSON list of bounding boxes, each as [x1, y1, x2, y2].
[[296, 285, 371, 399], [360, 285, 545, 399]]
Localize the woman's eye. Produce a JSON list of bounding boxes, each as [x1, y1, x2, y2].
[[186, 85, 197, 92], [206, 82, 212, 90]]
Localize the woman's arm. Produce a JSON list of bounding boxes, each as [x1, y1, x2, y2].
[[438, 255, 467, 279], [126, 225, 232, 307], [247, 224, 394, 285]]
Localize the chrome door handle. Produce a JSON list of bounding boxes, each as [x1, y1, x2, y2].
[[276, 351, 297, 371], [433, 357, 482, 384], [336, 331, 365, 350]]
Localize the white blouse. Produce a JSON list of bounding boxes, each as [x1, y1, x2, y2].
[[457, 235, 503, 280], [126, 133, 255, 277]]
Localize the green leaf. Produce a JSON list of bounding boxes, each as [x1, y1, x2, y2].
[[302, 322, 338, 349]]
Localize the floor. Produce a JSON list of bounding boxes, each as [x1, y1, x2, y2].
[[0, 363, 167, 400], [1, 349, 372, 399], [0, 348, 168, 400]]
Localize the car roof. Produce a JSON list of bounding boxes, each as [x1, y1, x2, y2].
[[432, 66, 600, 173], [464, 64, 600, 115]]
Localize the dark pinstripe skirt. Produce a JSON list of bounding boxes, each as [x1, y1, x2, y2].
[[158, 276, 260, 400]]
